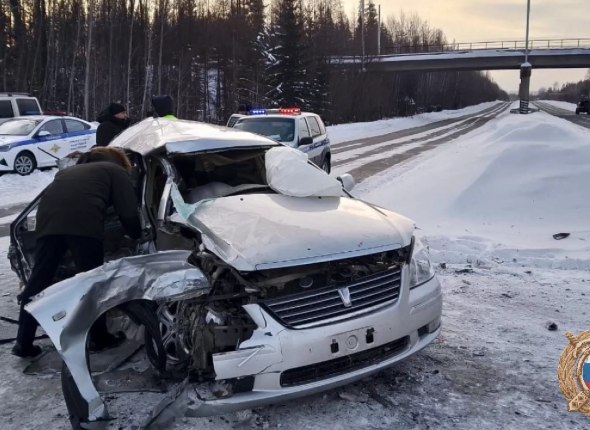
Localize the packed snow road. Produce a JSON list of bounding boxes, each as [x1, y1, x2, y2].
[[1, 102, 589, 429], [534, 101, 590, 129]]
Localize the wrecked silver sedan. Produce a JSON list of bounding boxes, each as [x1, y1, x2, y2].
[[8, 118, 442, 427]]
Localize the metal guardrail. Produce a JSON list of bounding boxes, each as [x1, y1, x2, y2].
[[381, 38, 590, 55]]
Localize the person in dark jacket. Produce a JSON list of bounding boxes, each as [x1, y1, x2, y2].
[[151, 95, 177, 119], [12, 147, 142, 358], [96, 102, 130, 146]]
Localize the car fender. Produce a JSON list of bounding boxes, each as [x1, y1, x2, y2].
[[26, 250, 210, 422]]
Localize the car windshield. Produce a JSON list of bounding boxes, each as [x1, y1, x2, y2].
[[0, 118, 41, 136], [234, 117, 295, 142]]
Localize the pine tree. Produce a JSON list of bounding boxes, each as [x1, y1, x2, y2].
[[264, 0, 310, 108]]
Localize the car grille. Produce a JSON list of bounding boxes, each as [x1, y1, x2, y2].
[[280, 336, 409, 387], [262, 266, 402, 328]]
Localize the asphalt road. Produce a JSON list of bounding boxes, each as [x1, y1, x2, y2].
[[533, 101, 590, 129]]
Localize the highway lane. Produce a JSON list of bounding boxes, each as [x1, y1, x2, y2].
[[332, 102, 510, 183], [534, 101, 590, 129]]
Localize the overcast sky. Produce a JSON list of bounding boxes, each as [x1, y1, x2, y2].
[[341, 0, 589, 93]]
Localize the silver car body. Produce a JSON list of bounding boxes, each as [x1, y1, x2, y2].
[[23, 117, 442, 423]]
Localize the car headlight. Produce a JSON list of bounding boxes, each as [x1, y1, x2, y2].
[[0, 144, 13, 152], [408, 236, 435, 289]]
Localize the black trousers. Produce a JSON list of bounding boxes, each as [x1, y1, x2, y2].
[[16, 235, 104, 348]]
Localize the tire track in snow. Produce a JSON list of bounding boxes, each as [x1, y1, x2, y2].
[[534, 102, 590, 129], [332, 103, 508, 168], [332, 102, 507, 153], [342, 103, 510, 183]]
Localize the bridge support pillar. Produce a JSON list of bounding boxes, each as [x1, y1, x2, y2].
[[518, 62, 532, 114]]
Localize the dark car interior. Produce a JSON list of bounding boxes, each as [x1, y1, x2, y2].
[[170, 148, 272, 203]]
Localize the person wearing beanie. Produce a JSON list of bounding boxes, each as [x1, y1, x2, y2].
[[96, 102, 131, 146], [151, 95, 177, 119]]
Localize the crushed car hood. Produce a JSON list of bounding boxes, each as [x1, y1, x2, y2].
[[175, 193, 415, 270]]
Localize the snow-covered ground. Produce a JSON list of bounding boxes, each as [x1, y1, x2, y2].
[[1, 101, 589, 429]]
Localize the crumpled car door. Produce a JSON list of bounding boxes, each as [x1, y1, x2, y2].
[[8, 192, 43, 284]]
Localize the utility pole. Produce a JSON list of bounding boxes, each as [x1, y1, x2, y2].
[[518, 0, 532, 114]]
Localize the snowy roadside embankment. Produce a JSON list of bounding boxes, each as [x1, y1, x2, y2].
[[355, 107, 590, 271], [0, 168, 55, 208], [328, 101, 500, 144]]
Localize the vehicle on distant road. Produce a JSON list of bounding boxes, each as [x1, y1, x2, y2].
[[0, 115, 97, 175], [0, 93, 43, 125], [232, 108, 332, 173], [575, 96, 589, 115], [8, 117, 441, 427]]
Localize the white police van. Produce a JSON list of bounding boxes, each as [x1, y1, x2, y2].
[[232, 108, 331, 173], [0, 93, 43, 125]]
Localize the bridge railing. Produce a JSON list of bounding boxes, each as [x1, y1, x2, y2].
[[381, 38, 590, 55]]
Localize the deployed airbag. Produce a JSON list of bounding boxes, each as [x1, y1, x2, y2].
[[265, 147, 343, 197]]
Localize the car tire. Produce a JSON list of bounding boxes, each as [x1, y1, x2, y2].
[[13, 151, 36, 175], [322, 157, 331, 174]]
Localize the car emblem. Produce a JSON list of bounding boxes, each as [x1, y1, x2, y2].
[[50, 143, 61, 153], [337, 287, 352, 308]]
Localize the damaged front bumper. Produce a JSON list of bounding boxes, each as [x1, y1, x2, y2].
[[180, 266, 442, 417], [27, 252, 442, 424]]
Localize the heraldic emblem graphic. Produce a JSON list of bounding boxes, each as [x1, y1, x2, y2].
[[558, 330, 590, 417]]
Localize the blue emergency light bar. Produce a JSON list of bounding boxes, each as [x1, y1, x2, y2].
[[247, 107, 301, 116]]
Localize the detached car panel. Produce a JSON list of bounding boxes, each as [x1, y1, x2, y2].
[[9, 117, 441, 426]]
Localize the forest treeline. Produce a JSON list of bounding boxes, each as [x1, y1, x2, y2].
[[535, 71, 590, 102], [1, 0, 508, 124]]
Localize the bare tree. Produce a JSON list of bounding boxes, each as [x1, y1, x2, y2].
[[84, 0, 96, 119]]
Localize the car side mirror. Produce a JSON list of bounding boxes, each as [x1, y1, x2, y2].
[[337, 174, 355, 192], [299, 136, 313, 147], [37, 130, 51, 138]]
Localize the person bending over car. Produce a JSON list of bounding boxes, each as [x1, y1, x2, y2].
[[12, 147, 142, 358]]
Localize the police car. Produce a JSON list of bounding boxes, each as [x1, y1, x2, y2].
[[0, 115, 97, 175], [232, 108, 331, 173]]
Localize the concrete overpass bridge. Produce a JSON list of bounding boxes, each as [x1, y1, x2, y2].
[[330, 38, 590, 72]]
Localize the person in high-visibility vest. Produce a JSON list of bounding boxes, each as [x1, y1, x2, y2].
[[151, 95, 177, 120]]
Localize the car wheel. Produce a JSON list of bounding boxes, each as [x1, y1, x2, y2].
[[322, 157, 331, 174], [14, 152, 36, 175], [156, 301, 191, 366]]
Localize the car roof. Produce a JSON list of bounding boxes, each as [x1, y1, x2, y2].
[[110, 117, 280, 155], [238, 112, 317, 120], [10, 115, 88, 122]]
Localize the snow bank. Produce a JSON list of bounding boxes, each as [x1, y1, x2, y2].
[[355, 108, 590, 270], [0, 169, 55, 207], [327, 101, 500, 144]]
